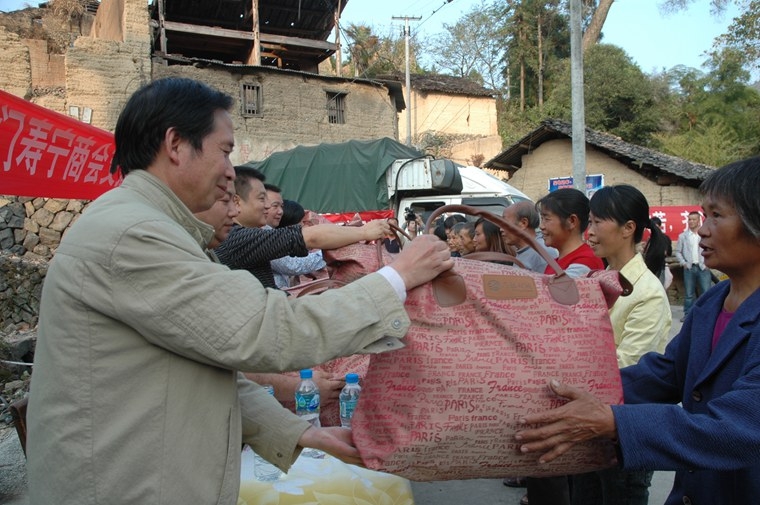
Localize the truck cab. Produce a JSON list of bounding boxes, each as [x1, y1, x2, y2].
[[388, 159, 531, 224]]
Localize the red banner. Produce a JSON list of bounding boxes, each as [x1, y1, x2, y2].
[[650, 205, 701, 242], [0, 89, 119, 200], [320, 210, 395, 224]]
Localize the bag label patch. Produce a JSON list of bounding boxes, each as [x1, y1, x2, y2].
[[482, 274, 538, 299]]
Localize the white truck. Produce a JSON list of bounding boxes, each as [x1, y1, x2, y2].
[[388, 158, 531, 224]]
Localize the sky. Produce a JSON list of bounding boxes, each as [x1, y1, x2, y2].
[[0, 0, 743, 75], [338, 0, 744, 75]]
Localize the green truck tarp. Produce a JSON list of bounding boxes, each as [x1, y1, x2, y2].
[[243, 138, 422, 213]]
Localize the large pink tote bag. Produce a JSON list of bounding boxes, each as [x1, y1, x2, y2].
[[324, 205, 630, 481]]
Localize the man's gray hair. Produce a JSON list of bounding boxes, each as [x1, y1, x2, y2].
[[512, 201, 540, 229]]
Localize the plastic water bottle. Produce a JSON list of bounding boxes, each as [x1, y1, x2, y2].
[[295, 369, 324, 458], [253, 384, 284, 481], [339, 373, 362, 429]]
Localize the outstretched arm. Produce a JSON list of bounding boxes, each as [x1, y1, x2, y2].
[[271, 251, 326, 276], [302, 220, 390, 250], [216, 225, 307, 268]]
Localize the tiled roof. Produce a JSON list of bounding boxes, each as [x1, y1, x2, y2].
[[485, 118, 715, 183], [377, 73, 495, 97]]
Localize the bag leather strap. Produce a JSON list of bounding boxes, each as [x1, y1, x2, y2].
[[465, 251, 526, 269], [294, 278, 348, 297], [388, 221, 412, 248], [426, 204, 580, 305]]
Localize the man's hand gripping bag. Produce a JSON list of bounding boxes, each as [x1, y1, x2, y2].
[[323, 205, 630, 481]]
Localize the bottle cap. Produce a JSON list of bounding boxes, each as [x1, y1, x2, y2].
[[346, 373, 359, 383], [300, 369, 313, 379]]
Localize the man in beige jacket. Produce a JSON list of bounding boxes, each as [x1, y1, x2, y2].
[[26, 77, 453, 505]]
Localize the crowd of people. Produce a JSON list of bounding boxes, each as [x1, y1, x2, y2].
[[23, 77, 760, 505]]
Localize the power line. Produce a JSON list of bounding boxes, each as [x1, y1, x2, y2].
[[414, 0, 455, 35]]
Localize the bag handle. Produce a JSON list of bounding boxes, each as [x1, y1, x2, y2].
[[389, 221, 413, 247], [367, 220, 411, 269], [336, 218, 412, 271], [465, 251, 526, 270], [293, 278, 349, 297], [425, 204, 580, 305], [426, 204, 565, 276]]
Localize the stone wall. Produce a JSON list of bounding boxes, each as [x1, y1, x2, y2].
[[0, 196, 86, 261], [0, 253, 48, 333], [0, 196, 86, 331]]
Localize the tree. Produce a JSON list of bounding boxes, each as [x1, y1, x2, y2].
[[653, 46, 760, 162], [500, 0, 569, 109], [343, 24, 381, 77], [432, 4, 509, 93], [659, 0, 733, 14], [581, 0, 615, 51], [545, 44, 660, 145], [652, 120, 750, 167], [715, 1, 760, 75], [342, 23, 425, 78], [660, 0, 759, 75]]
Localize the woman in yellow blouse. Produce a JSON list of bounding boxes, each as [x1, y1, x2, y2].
[[574, 184, 673, 505]]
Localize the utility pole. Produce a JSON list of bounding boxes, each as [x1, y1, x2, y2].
[[334, 0, 342, 76], [392, 15, 421, 147], [569, 0, 586, 192]]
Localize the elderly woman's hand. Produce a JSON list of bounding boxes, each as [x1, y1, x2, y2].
[[514, 380, 618, 464]]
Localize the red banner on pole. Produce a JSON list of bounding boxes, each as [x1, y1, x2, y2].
[[650, 205, 701, 242], [0, 89, 120, 200], [320, 210, 395, 224]]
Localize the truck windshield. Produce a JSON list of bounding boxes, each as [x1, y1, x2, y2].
[[410, 196, 533, 225]]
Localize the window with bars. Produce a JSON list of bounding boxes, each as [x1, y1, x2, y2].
[[241, 83, 262, 116], [326, 92, 346, 124]]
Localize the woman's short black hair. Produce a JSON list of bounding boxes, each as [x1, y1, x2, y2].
[[278, 200, 306, 228], [537, 188, 591, 232], [590, 184, 670, 276]]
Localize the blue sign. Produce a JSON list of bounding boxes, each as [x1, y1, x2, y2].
[[548, 174, 604, 197]]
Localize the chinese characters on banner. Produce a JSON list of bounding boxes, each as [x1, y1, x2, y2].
[[650, 205, 702, 242], [0, 89, 120, 200]]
